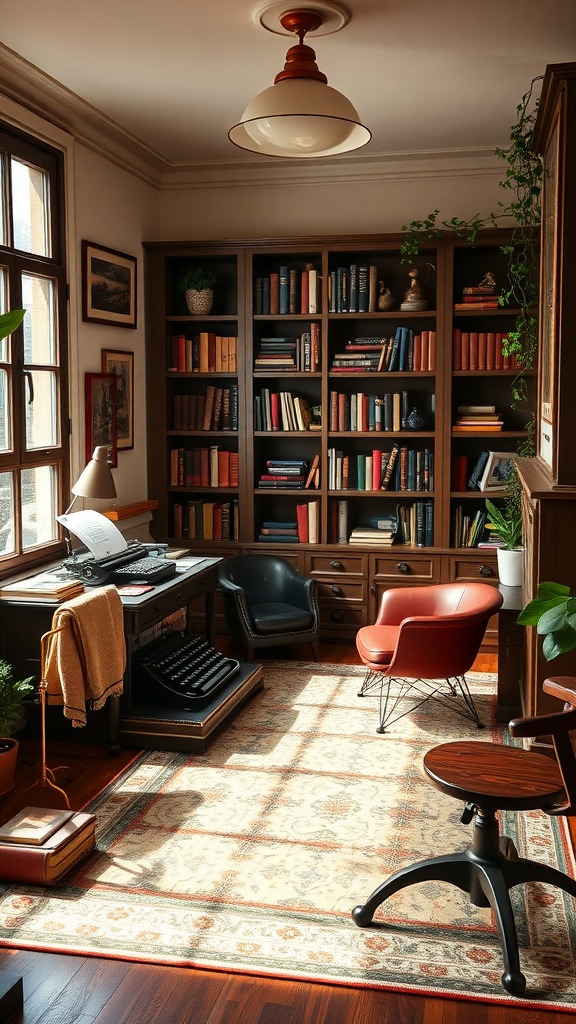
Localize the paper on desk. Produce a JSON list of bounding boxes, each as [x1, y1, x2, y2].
[[57, 509, 128, 560]]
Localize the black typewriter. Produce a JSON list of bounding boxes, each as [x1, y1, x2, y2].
[[132, 632, 240, 707], [63, 541, 177, 585]]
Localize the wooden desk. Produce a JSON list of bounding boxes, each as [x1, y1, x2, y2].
[[0, 557, 222, 753]]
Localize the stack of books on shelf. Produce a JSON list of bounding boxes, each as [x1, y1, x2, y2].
[[173, 498, 239, 541], [453, 405, 503, 432], [173, 384, 239, 432], [452, 330, 518, 371], [348, 512, 398, 547], [259, 520, 299, 543], [0, 807, 96, 885], [0, 570, 85, 603], [454, 277, 502, 310], [331, 339, 386, 372], [254, 327, 320, 372], [170, 446, 239, 488], [328, 264, 379, 313], [254, 389, 315, 432], [257, 459, 308, 489], [255, 264, 321, 315], [169, 333, 237, 373]]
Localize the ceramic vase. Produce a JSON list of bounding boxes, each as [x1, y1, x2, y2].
[[497, 547, 523, 588]]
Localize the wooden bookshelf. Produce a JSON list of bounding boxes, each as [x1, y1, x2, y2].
[[144, 232, 535, 644]]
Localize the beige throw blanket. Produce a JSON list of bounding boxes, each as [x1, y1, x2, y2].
[[44, 585, 126, 727]]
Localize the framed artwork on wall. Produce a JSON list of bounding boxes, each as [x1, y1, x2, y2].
[[85, 372, 118, 467], [82, 240, 137, 328], [101, 349, 134, 450]]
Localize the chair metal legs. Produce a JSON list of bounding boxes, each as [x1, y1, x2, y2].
[[352, 804, 576, 996], [359, 671, 484, 733]]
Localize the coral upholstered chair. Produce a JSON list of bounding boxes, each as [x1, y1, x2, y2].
[[356, 582, 503, 733], [352, 675, 576, 997]]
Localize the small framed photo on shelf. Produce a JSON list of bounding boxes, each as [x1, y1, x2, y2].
[[101, 349, 134, 450], [478, 451, 518, 491], [82, 240, 137, 328], [85, 372, 118, 467]]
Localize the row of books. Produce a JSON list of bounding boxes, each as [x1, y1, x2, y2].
[[396, 500, 434, 547], [453, 403, 503, 432], [258, 503, 320, 544], [451, 505, 489, 548], [452, 329, 519, 371], [337, 501, 434, 547], [328, 445, 434, 492], [254, 327, 320, 372], [254, 389, 320, 432], [452, 449, 518, 492], [330, 328, 436, 373], [172, 384, 239, 431], [169, 446, 239, 488], [332, 505, 398, 545], [169, 333, 238, 374], [329, 390, 430, 433], [257, 457, 320, 491], [255, 265, 321, 315], [173, 499, 239, 541]]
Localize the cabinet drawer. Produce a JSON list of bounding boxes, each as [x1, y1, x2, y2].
[[449, 556, 498, 583], [320, 604, 366, 631], [308, 553, 366, 576], [317, 579, 365, 602], [371, 555, 441, 582]]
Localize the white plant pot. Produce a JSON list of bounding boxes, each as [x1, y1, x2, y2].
[[497, 547, 523, 588]]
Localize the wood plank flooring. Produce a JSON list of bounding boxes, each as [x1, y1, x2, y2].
[[0, 642, 572, 1023]]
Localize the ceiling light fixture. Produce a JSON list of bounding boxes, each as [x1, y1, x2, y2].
[[229, 4, 371, 158]]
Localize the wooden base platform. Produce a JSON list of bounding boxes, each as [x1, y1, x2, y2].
[[119, 662, 265, 753]]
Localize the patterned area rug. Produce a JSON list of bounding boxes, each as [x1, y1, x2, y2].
[[1, 663, 575, 1010]]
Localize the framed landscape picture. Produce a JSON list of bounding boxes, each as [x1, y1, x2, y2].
[[82, 240, 137, 328], [85, 372, 118, 467], [101, 349, 134, 450]]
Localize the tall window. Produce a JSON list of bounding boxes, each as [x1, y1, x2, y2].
[[0, 124, 68, 575]]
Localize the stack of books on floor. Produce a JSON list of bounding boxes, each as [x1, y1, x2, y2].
[[0, 807, 96, 885], [0, 570, 85, 603], [453, 404, 503, 432]]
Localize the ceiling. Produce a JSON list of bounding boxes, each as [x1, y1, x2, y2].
[[1, 0, 576, 172]]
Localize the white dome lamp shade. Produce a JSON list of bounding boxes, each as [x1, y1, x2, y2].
[[229, 9, 371, 158]]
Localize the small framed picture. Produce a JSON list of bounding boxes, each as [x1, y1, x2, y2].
[[479, 451, 518, 491], [101, 349, 134, 450], [85, 372, 118, 467], [82, 240, 137, 328]]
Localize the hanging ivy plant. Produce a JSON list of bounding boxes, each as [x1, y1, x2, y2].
[[400, 77, 542, 435]]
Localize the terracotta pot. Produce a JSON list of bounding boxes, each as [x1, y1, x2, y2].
[[0, 738, 18, 795]]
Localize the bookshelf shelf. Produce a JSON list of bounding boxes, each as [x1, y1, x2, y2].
[[145, 229, 535, 642]]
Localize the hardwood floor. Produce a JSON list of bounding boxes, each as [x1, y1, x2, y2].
[[0, 641, 572, 1024]]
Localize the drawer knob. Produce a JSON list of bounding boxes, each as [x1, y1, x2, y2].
[[331, 584, 343, 595], [330, 560, 344, 570], [396, 561, 410, 574], [478, 564, 493, 577], [371, 584, 376, 594], [329, 610, 342, 622]]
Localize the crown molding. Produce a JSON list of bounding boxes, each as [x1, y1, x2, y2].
[[0, 43, 504, 193]]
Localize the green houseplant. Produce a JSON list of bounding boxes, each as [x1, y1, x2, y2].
[[0, 658, 35, 795], [177, 267, 218, 315], [485, 476, 523, 586], [517, 582, 576, 661]]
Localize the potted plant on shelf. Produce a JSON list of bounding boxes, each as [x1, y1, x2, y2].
[[0, 659, 35, 795], [485, 480, 523, 587], [177, 266, 218, 316], [517, 582, 576, 660]]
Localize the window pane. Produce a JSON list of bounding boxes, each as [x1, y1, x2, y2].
[[0, 157, 5, 246], [0, 266, 7, 362], [21, 464, 57, 549], [25, 370, 58, 449], [11, 158, 50, 257], [0, 369, 10, 452], [22, 274, 56, 364], [0, 471, 15, 555]]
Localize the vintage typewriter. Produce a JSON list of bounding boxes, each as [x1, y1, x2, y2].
[[132, 632, 240, 707], [62, 541, 177, 586]]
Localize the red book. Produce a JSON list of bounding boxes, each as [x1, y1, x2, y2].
[[176, 334, 186, 373], [229, 452, 239, 487], [469, 332, 479, 371], [452, 329, 462, 370], [218, 449, 230, 487], [372, 450, 382, 491], [486, 332, 496, 370], [428, 330, 436, 371], [413, 333, 422, 372], [0, 812, 95, 886], [296, 502, 309, 543], [300, 270, 309, 314], [270, 391, 280, 431], [200, 447, 210, 487], [420, 330, 429, 371], [460, 332, 470, 371], [269, 273, 280, 315], [478, 332, 487, 370], [452, 454, 468, 491]]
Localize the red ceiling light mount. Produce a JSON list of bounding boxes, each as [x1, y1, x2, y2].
[[228, 4, 371, 159]]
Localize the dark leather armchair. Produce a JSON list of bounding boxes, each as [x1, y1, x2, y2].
[[218, 555, 319, 660]]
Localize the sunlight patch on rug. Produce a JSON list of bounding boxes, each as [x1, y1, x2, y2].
[[0, 663, 575, 1009]]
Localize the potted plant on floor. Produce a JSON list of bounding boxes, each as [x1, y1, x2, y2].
[[0, 659, 35, 795], [177, 266, 218, 315], [485, 480, 523, 587]]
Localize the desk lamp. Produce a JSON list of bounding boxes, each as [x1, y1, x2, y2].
[[64, 446, 116, 555]]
